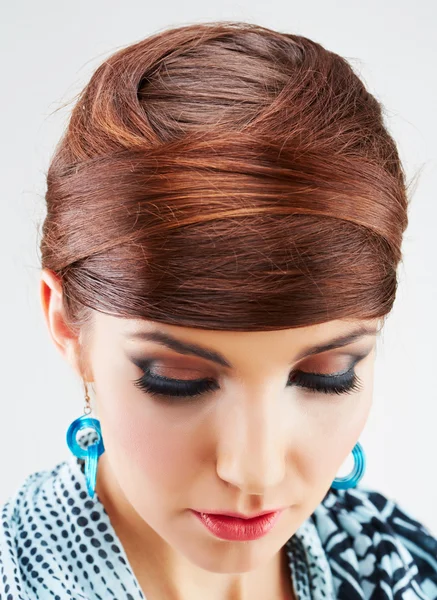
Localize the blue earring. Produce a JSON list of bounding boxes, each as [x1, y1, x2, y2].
[[331, 442, 366, 490], [66, 382, 105, 498]]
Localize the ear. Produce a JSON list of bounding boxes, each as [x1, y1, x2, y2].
[[39, 268, 90, 381]]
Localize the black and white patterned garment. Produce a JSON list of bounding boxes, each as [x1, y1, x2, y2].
[[0, 432, 436, 599]]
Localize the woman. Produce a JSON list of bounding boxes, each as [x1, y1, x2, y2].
[[1, 20, 435, 600]]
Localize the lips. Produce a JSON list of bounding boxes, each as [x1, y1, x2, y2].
[[196, 509, 283, 520], [192, 509, 283, 541]]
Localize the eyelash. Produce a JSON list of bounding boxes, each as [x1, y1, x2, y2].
[[132, 361, 364, 401]]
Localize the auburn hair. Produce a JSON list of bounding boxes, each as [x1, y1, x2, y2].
[[40, 20, 412, 337]]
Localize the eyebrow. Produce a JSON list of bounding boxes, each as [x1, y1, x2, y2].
[[124, 324, 379, 368]]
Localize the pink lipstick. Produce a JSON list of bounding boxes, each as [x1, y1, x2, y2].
[[192, 509, 283, 541]]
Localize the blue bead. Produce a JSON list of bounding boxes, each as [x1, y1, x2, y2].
[[66, 415, 105, 498], [66, 415, 105, 459]]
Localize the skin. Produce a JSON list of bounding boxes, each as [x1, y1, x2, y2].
[[40, 268, 381, 600]]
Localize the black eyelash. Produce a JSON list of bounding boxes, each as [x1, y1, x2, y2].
[[290, 368, 363, 396], [133, 371, 219, 399], [132, 363, 363, 400]]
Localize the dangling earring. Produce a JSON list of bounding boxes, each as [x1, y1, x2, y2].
[[331, 442, 366, 490], [66, 380, 105, 498]]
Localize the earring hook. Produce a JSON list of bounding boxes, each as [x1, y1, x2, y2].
[[83, 380, 92, 415]]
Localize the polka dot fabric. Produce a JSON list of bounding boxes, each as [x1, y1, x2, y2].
[[0, 454, 145, 600], [0, 445, 436, 599]]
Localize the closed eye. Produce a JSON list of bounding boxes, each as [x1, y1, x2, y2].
[[131, 355, 366, 401]]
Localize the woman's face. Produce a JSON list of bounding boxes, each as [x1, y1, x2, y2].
[[80, 310, 379, 573]]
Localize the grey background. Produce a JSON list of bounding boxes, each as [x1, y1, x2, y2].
[[1, 0, 436, 534]]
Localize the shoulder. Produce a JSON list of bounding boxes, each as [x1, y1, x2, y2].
[[0, 460, 68, 532], [310, 486, 437, 599], [1, 460, 69, 523], [0, 459, 79, 599], [0, 457, 142, 599]]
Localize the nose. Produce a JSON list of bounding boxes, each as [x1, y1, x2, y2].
[[215, 392, 286, 495]]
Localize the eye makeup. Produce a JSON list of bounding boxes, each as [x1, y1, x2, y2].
[[129, 352, 368, 402]]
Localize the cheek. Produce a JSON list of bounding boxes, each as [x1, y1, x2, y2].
[[90, 350, 202, 491], [294, 383, 373, 488], [96, 378, 201, 497], [118, 411, 194, 491]]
